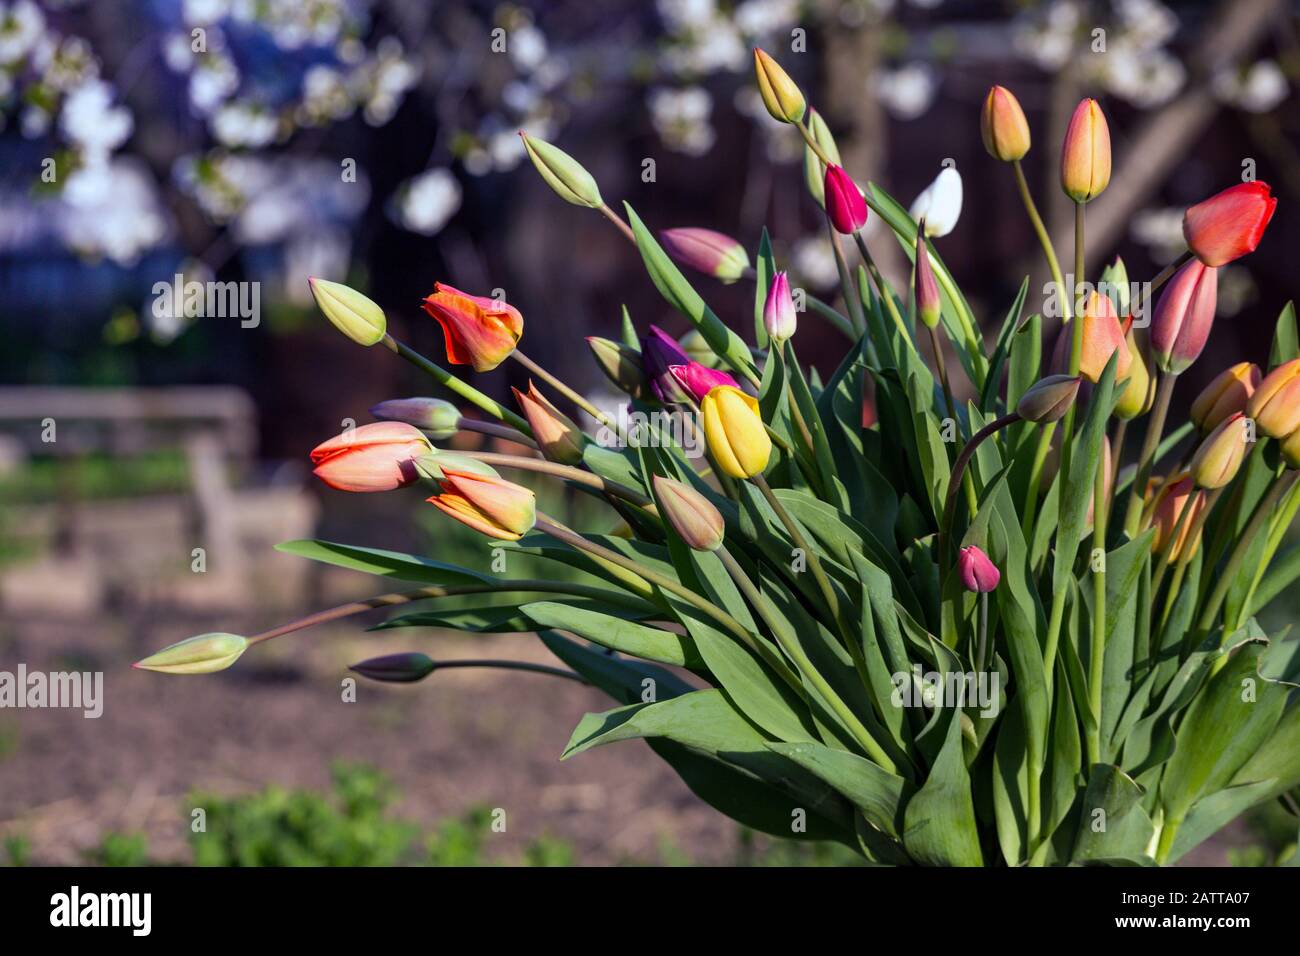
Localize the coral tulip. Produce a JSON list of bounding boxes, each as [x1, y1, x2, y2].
[[422, 282, 523, 373], [1150, 259, 1217, 375], [1060, 98, 1111, 203], [981, 86, 1031, 162], [958, 546, 1000, 592], [311, 421, 431, 492], [1183, 182, 1277, 267], [427, 469, 537, 540], [513, 382, 585, 466], [1190, 362, 1261, 434], [1151, 474, 1205, 561], [1056, 290, 1130, 383], [701, 385, 771, 479], [1246, 358, 1300, 438]]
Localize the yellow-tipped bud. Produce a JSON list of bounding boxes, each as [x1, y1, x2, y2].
[[1060, 98, 1111, 203], [981, 85, 1031, 162], [653, 475, 725, 551], [753, 48, 805, 124], [307, 277, 386, 346], [1188, 412, 1250, 489], [1115, 334, 1155, 420]]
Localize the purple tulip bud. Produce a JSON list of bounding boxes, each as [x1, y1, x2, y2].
[[349, 653, 437, 683], [640, 326, 693, 403]]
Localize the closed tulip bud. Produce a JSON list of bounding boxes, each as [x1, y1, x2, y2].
[[824, 164, 869, 235], [1246, 358, 1300, 438], [981, 85, 1031, 162], [349, 652, 436, 683], [660, 228, 749, 284], [753, 47, 805, 123], [653, 475, 725, 551], [1151, 474, 1205, 561], [641, 325, 694, 403], [669, 361, 740, 404], [311, 421, 431, 492], [1183, 182, 1277, 267], [370, 397, 460, 439], [427, 469, 537, 540], [1281, 427, 1300, 470], [909, 167, 963, 238], [958, 546, 1000, 593], [1115, 334, 1155, 420], [803, 108, 842, 207], [133, 632, 248, 675], [1150, 259, 1217, 375], [512, 382, 585, 465], [701, 385, 771, 479], [1060, 98, 1111, 203], [1071, 290, 1131, 383], [1190, 362, 1261, 433], [307, 277, 386, 346], [422, 282, 523, 373], [587, 336, 648, 398], [914, 227, 942, 330], [763, 271, 798, 343], [1017, 374, 1082, 423], [518, 131, 603, 208], [1189, 412, 1250, 489]]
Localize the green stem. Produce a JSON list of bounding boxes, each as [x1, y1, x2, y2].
[[1012, 160, 1068, 315], [853, 231, 914, 352], [384, 335, 532, 436], [598, 202, 637, 244], [513, 349, 618, 432], [1020, 421, 1057, 544], [827, 218, 868, 339], [453, 451, 655, 509], [456, 417, 537, 449], [1086, 420, 1108, 766], [1122, 372, 1178, 538]]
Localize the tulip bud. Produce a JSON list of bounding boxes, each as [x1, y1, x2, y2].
[[512, 382, 585, 466], [307, 277, 387, 346], [133, 632, 248, 675], [422, 282, 523, 373], [1151, 474, 1205, 562], [1150, 259, 1217, 375], [1066, 290, 1130, 383], [653, 475, 725, 552], [914, 227, 942, 330], [958, 546, 1000, 593], [1245, 358, 1300, 439], [587, 336, 648, 399], [753, 47, 805, 124], [1100, 256, 1130, 318], [414, 451, 500, 482], [1016, 374, 1082, 423], [1060, 98, 1111, 203], [980, 85, 1031, 162], [310, 421, 431, 492], [370, 397, 460, 439], [763, 271, 798, 343], [1281, 427, 1300, 470], [349, 652, 437, 683], [1115, 333, 1155, 420], [1190, 362, 1261, 434], [518, 131, 603, 208], [701, 385, 771, 479], [803, 108, 842, 208], [669, 362, 740, 404], [427, 469, 537, 540], [824, 164, 868, 235], [910, 167, 962, 238], [1183, 182, 1277, 267], [1189, 412, 1250, 489], [641, 326, 694, 403], [660, 228, 749, 284]]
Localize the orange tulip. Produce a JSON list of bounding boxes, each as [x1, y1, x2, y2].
[[1188, 412, 1250, 489], [1190, 362, 1261, 434], [310, 422, 430, 492], [427, 469, 536, 540], [422, 282, 523, 372], [512, 382, 584, 465], [981, 86, 1031, 162], [1246, 358, 1300, 439], [1055, 290, 1130, 383], [1151, 474, 1205, 561], [1060, 98, 1111, 202]]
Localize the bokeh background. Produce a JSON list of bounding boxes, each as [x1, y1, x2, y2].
[[1, 0, 1298, 866]]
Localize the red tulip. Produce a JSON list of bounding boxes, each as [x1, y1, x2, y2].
[[422, 282, 523, 372], [824, 164, 868, 235], [1182, 182, 1277, 268], [958, 546, 1000, 593], [1150, 259, 1217, 374], [311, 421, 430, 492]]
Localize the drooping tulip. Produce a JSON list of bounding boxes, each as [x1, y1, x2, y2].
[[1016, 374, 1082, 423], [1190, 362, 1261, 434], [653, 475, 725, 552], [958, 546, 1000, 593], [914, 226, 942, 330], [824, 164, 868, 235], [518, 131, 603, 208], [763, 271, 797, 343], [640, 326, 693, 403], [1150, 259, 1217, 375], [1150, 474, 1205, 562], [701, 385, 771, 479], [307, 277, 387, 346], [753, 48, 805, 124], [1060, 98, 1111, 203], [370, 397, 460, 439], [669, 361, 740, 404], [1182, 182, 1277, 267], [310, 422, 431, 492], [422, 282, 523, 373], [981, 86, 1031, 162], [1246, 358, 1300, 438], [1188, 412, 1250, 489], [660, 228, 749, 284], [427, 469, 537, 540], [1115, 334, 1155, 420], [512, 382, 585, 465], [909, 167, 962, 238]]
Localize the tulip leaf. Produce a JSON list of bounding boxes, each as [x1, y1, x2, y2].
[[1071, 765, 1156, 864], [522, 602, 701, 668], [902, 707, 984, 866], [991, 695, 1029, 865], [276, 539, 493, 587], [766, 740, 911, 839], [539, 629, 693, 703], [373, 597, 654, 634], [753, 228, 775, 349], [1167, 779, 1278, 863], [979, 278, 1030, 414], [1269, 300, 1298, 367]]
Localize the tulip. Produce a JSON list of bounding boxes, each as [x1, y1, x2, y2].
[[1245, 358, 1300, 438], [133, 633, 248, 675], [910, 167, 962, 238], [1182, 182, 1277, 267], [311, 421, 431, 492], [824, 164, 868, 235], [763, 271, 798, 343], [660, 228, 749, 284], [653, 475, 725, 552], [518, 131, 603, 208], [753, 48, 805, 124], [1060, 98, 1111, 203], [1150, 259, 1217, 375], [981, 85, 1031, 162], [1151, 474, 1205, 561], [641, 326, 693, 403], [307, 277, 386, 346], [914, 228, 942, 330], [958, 546, 1000, 593], [1115, 333, 1155, 420], [513, 382, 585, 465], [1189, 412, 1250, 489], [803, 108, 842, 207], [370, 397, 460, 439], [587, 336, 648, 398], [349, 652, 436, 683], [669, 361, 740, 404], [1281, 427, 1300, 470], [1056, 290, 1130, 383], [1190, 362, 1261, 434], [1017, 374, 1082, 424], [422, 282, 523, 373], [701, 385, 771, 479], [427, 469, 537, 540]]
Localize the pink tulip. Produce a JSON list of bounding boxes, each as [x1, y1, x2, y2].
[[311, 422, 430, 492], [958, 546, 1000, 593]]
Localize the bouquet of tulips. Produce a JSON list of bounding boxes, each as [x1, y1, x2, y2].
[[137, 50, 1300, 867]]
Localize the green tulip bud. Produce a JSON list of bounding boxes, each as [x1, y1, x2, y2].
[[519, 132, 603, 208], [307, 277, 386, 346], [134, 633, 248, 675]]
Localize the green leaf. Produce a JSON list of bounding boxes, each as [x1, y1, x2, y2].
[[522, 602, 700, 667], [902, 708, 984, 866], [979, 278, 1030, 413], [276, 539, 492, 587], [539, 629, 694, 705], [767, 740, 910, 839], [1071, 765, 1156, 864], [754, 228, 776, 349], [1268, 300, 1298, 367]]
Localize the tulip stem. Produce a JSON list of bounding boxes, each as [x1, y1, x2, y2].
[[1122, 372, 1178, 539], [977, 592, 990, 674], [415, 659, 589, 683], [853, 231, 915, 353], [512, 350, 618, 432], [796, 120, 833, 168], [598, 203, 637, 245], [827, 219, 868, 338], [927, 323, 959, 429], [451, 451, 656, 510], [456, 417, 537, 450], [1011, 160, 1069, 323], [1121, 253, 1188, 333], [1157, 488, 1221, 639], [1109, 418, 1128, 495], [938, 413, 1021, 567], [1020, 421, 1057, 544], [384, 335, 533, 437], [1086, 415, 1109, 767]]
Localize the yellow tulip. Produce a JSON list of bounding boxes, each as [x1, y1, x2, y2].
[[701, 386, 771, 479]]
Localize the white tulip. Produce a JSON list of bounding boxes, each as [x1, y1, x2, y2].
[[910, 166, 963, 238]]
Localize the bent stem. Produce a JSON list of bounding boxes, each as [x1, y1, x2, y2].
[[598, 202, 637, 244], [1122, 372, 1178, 538], [456, 417, 537, 449], [384, 335, 532, 436], [451, 450, 655, 510], [512, 350, 618, 432]]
